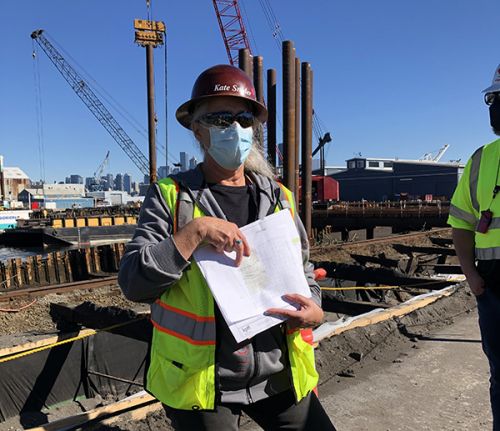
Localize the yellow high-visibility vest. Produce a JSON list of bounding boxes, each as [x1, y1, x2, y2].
[[146, 177, 318, 410], [448, 139, 500, 259]]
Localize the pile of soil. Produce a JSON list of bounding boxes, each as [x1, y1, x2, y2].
[[0, 287, 141, 346]]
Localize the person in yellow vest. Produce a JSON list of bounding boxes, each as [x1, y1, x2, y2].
[[448, 64, 500, 430], [118, 64, 335, 430]]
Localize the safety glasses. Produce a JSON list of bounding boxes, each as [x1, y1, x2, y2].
[[485, 92, 499, 106], [197, 111, 255, 129]]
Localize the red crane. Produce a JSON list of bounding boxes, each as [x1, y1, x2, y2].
[[212, 0, 251, 65]]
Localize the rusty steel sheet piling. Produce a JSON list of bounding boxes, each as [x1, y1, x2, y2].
[[0, 244, 126, 291], [301, 62, 313, 238], [267, 68, 277, 168], [238, 48, 253, 80], [295, 56, 301, 206], [282, 40, 296, 193]]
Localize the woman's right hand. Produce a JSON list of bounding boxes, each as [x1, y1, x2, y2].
[[175, 217, 250, 266]]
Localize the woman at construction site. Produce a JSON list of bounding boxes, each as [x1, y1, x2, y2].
[[118, 64, 336, 430]]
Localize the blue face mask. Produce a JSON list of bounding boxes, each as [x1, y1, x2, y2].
[[207, 123, 253, 170]]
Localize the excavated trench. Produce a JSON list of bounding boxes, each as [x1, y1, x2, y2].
[[0, 228, 475, 430]]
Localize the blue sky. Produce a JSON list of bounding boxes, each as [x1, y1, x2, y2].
[[1, 0, 499, 184]]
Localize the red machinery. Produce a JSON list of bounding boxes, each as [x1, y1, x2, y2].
[[311, 176, 339, 204]]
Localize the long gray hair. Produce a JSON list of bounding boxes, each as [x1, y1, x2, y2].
[[243, 124, 276, 179]]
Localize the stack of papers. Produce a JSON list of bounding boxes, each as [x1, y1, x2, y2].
[[193, 210, 311, 343]]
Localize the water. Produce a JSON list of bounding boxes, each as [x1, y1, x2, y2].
[[0, 245, 75, 261]]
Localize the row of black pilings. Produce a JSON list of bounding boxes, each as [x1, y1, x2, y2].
[[237, 41, 314, 238]]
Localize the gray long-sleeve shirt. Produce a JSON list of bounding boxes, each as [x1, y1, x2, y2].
[[118, 165, 320, 404]]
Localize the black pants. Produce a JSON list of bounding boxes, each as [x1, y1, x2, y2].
[[164, 390, 336, 431], [477, 260, 500, 431]]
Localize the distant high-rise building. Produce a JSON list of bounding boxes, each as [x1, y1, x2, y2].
[[180, 152, 189, 171], [143, 175, 150, 185], [69, 174, 83, 184], [158, 165, 170, 179], [114, 173, 124, 191], [85, 177, 94, 189], [131, 181, 139, 195], [105, 174, 114, 191], [123, 173, 131, 193], [189, 157, 198, 170]]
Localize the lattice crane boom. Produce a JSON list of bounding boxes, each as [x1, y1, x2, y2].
[[94, 150, 110, 181], [31, 29, 150, 176], [212, 0, 251, 65]]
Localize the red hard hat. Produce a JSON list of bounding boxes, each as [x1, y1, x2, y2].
[[176, 64, 268, 130]]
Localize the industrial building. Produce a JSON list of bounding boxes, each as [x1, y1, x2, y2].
[[331, 156, 464, 201], [0, 162, 30, 204], [86, 190, 143, 206], [18, 184, 94, 210]]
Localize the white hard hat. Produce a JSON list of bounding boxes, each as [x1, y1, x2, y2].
[[483, 64, 500, 93]]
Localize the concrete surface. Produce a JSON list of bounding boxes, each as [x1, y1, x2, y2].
[[244, 309, 492, 430], [321, 309, 492, 431]]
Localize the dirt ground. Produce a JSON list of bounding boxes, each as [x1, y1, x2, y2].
[[0, 287, 144, 345], [0, 284, 477, 431], [1, 228, 470, 430]]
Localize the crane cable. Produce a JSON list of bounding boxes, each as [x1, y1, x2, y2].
[[239, 0, 258, 55], [255, 0, 332, 149], [257, 0, 284, 49], [31, 41, 46, 183]]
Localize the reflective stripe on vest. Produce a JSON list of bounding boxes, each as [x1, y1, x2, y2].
[[490, 218, 500, 229], [476, 247, 500, 260], [469, 146, 483, 213], [449, 203, 478, 225], [151, 299, 216, 345]]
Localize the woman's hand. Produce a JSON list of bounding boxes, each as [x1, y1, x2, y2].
[[174, 216, 250, 266], [266, 293, 324, 329]]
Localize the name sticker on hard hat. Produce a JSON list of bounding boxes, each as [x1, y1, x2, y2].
[[213, 84, 252, 96]]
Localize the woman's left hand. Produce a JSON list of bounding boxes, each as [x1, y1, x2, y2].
[[266, 294, 324, 329]]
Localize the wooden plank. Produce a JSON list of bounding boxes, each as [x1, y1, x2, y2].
[[314, 287, 456, 342], [26, 391, 157, 431], [0, 328, 97, 358], [392, 244, 456, 256], [98, 401, 162, 427]]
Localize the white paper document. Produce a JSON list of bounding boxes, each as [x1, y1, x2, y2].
[[193, 210, 311, 342]]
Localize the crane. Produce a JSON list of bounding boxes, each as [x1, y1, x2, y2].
[[30, 29, 150, 177], [212, 0, 251, 66], [89, 150, 110, 191], [420, 144, 450, 162]]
